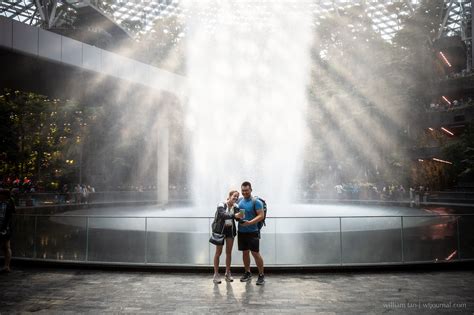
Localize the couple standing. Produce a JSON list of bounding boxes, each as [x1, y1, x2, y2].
[[212, 181, 265, 285]]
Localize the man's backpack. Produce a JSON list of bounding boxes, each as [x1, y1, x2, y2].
[[252, 196, 267, 230]]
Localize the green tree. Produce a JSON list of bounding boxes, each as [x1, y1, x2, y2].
[[443, 126, 474, 187], [0, 90, 91, 190], [307, 4, 406, 186], [133, 15, 186, 74], [305, 1, 446, 189]]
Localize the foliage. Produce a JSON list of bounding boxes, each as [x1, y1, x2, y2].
[[391, 0, 444, 110], [0, 84, 187, 192], [133, 15, 186, 74], [305, 1, 444, 189], [0, 90, 91, 190], [443, 126, 474, 186]]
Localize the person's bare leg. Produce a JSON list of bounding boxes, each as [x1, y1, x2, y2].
[[225, 238, 234, 274], [213, 245, 223, 275], [2, 241, 11, 271], [242, 250, 251, 272], [251, 251, 264, 275]]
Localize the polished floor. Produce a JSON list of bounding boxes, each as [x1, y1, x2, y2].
[[0, 265, 473, 314]]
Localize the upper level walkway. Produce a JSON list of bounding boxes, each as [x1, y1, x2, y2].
[[0, 264, 473, 314], [0, 16, 187, 99]]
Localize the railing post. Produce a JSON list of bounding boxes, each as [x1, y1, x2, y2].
[[209, 218, 212, 266], [33, 215, 38, 259], [400, 216, 404, 263], [339, 217, 343, 265], [144, 217, 148, 264], [456, 216, 461, 260], [274, 218, 277, 265], [85, 216, 89, 262]]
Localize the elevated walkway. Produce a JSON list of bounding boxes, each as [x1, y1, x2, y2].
[[0, 16, 186, 99]]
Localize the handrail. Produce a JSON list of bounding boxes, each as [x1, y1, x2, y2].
[[12, 214, 474, 218]]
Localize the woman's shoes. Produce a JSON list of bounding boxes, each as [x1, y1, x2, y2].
[[213, 274, 221, 284], [225, 272, 234, 282], [213, 273, 233, 283]]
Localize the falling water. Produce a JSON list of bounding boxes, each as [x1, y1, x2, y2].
[[184, 1, 313, 207]]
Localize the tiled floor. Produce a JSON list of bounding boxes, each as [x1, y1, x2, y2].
[[1, 265, 473, 314]]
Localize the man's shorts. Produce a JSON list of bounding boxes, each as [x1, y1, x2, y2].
[[238, 232, 260, 252]]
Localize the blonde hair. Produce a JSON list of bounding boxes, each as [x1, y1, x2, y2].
[[228, 190, 239, 199]]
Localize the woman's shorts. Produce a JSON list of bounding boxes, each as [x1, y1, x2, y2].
[[223, 226, 234, 239]]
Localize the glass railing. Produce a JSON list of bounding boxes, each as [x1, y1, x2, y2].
[[9, 214, 474, 266]]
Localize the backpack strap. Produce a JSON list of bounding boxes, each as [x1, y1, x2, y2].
[[252, 196, 257, 216], [253, 196, 266, 227]]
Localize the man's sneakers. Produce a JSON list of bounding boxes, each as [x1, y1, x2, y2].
[[225, 272, 234, 282], [240, 271, 252, 282], [219, 271, 264, 285], [213, 274, 221, 284]]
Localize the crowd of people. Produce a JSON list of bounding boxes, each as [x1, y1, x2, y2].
[[0, 176, 97, 206], [444, 68, 473, 80], [60, 184, 96, 204], [427, 97, 474, 112], [114, 185, 157, 192], [0, 176, 36, 193], [305, 181, 429, 203], [1, 173, 435, 209]]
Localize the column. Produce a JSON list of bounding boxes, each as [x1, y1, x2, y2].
[[157, 106, 169, 204]]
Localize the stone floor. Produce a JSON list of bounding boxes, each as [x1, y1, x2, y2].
[[1, 265, 474, 314]]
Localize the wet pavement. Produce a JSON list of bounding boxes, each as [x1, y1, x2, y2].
[[0, 265, 474, 314]]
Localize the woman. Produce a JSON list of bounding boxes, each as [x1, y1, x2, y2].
[[212, 190, 243, 284]]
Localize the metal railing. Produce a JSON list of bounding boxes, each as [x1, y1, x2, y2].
[[9, 214, 474, 267], [15, 191, 162, 207]]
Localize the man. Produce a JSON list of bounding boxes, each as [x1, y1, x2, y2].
[[0, 189, 15, 273], [237, 181, 265, 285]]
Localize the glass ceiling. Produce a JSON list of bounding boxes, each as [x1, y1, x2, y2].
[[0, 0, 470, 42], [1, 0, 40, 26]]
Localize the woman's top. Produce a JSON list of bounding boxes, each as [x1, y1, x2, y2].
[[224, 204, 234, 226], [212, 202, 238, 237]]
